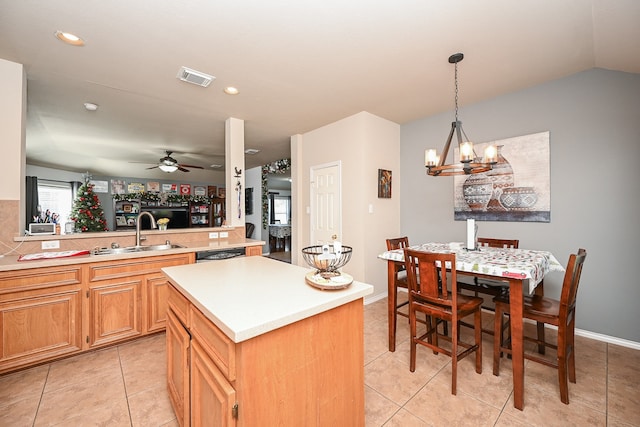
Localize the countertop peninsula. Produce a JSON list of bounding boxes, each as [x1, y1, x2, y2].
[[162, 255, 373, 342]]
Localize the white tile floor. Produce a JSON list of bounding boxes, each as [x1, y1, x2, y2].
[[1, 297, 639, 426]]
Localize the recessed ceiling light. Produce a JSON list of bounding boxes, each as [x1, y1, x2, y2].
[[84, 102, 98, 111], [244, 149, 260, 155], [210, 164, 223, 169], [54, 30, 85, 46], [224, 86, 239, 95]]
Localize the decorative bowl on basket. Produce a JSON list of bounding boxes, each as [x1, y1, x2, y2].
[[301, 244, 353, 278]]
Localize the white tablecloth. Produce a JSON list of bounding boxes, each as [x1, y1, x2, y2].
[[379, 242, 565, 294]]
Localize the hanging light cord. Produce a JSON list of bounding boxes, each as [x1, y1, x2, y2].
[[454, 61, 459, 123]]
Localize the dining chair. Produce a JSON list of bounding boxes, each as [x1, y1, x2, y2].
[[385, 237, 410, 351], [404, 248, 483, 395], [458, 237, 519, 337], [492, 248, 587, 404]]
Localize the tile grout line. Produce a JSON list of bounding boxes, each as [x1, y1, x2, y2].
[[31, 363, 51, 427], [116, 345, 134, 427]]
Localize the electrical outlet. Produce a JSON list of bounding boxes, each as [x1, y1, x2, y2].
[[42, 240, 60, 249], [209, 232, 219, 239], [219, 231, 229, 238]]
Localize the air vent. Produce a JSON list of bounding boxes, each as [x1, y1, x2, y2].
[[177, 66, 215, 87]]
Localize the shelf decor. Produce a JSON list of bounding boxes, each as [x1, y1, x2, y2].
[[113, 192, 210, 204]]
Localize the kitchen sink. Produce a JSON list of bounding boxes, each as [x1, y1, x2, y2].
[[92, 243, 185, 256]]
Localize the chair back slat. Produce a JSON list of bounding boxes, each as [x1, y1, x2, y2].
[[477, 238, 519, 249], [386, 236, 409, 251], [405, 249, 456, 309], [560, 248, 587, 318]]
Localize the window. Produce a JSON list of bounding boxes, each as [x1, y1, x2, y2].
[[272, 196, 290, 225], [36, 180, 73, 224]]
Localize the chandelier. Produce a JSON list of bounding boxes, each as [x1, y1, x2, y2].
[[425, 53, 497, 176]]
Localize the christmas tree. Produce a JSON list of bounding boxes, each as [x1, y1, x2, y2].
[[70, 181, 108, 232]]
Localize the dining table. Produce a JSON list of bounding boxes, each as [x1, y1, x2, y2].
[[378, 242, 565, 410], [269, 224, 292, 251]]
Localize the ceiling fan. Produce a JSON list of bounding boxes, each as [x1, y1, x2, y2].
[[146, 150, 204, 173]]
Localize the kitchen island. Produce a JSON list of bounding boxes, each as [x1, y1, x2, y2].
[[162, 256, 373, 426]]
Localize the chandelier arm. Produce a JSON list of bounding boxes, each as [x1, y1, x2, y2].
[[439, 122, 457, 167]]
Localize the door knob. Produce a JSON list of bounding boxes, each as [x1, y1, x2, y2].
[[332, 234, 337, 240]]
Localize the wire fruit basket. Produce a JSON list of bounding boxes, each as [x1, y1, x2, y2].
[[301, 244, 353, 278]]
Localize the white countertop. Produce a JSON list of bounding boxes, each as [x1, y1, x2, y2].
[[162, 256, 373, 343]]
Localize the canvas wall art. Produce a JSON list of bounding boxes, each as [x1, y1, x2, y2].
[[453, 131, 550, 222]]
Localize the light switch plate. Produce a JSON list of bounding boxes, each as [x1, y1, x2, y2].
[[209, 232, 219, 239], [219, 231, 229, 238]]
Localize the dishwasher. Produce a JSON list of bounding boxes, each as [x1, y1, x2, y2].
[[195, 247, 245, 262]]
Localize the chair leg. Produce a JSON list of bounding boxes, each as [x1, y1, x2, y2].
[[536, 321, 546, 354], [493, 302, 504, 376], [451, 320, 458, 395], [474, 309, 482, 374], [568, 321, 577, 384], [557, 329, 569, 404], [409, 309, 417, 372]]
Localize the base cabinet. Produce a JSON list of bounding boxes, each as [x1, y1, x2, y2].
[[0, 252, 193, 375], [167, 309, 191, 427], [166, 283, 365, 426], [0, 266, 83, 373], [89, 279, 143, 347]]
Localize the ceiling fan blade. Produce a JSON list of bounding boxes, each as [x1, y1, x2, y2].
[[179, 164, 204, 169], [177, 166, 190, 172], [146, 165, 159, 170]]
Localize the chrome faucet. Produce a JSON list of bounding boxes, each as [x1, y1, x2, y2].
[[136, 211, 157, 247]]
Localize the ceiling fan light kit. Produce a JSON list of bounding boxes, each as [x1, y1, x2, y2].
[[142, 150, 205, 173]]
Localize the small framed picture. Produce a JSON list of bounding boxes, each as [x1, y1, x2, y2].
[[116, 216, 127, 226], [123, 204, 133, 213], [378, 169, 392, 198], [218, 188, 226, 198]]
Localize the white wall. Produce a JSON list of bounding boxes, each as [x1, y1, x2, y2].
[[400, 68, 640, 342], [297, 112, 401, 298]]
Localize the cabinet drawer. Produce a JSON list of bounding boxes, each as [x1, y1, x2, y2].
[[190, 305, 236, 382], [0, 266, 82, 294], [168, 284, 190, 327], [88, 254, 193, 282]]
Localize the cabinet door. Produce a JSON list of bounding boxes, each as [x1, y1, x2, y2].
[[89, 279, 142, 347], [0, 286, 82, 374], [167, 309, 191, 427], [146, 274, 169, 332], [245, 246, 263, 257], [191, 339, 237, 427]]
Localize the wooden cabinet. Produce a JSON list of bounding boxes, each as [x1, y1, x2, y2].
[[146, 273, 170, 332], [244, 245, 262, 257], [166, 283, 364, 426], [167, 308, 191, 427], [88, 277, 143, 347], [0, 266, 83, 374], [0, 251, 194, 374], [190, 339, 237, 427], [87, 253, 193, 348]]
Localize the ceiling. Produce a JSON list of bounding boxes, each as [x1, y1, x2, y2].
[[1, 0, 638, 182]]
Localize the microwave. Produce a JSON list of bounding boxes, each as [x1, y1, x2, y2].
[[28, 223, 56, 235]]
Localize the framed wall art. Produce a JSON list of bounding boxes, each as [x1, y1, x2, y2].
[[378, 169, 392, 198], [454, 131, 550, 222]]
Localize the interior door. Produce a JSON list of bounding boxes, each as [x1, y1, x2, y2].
[[310, 162, 341, 244]]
